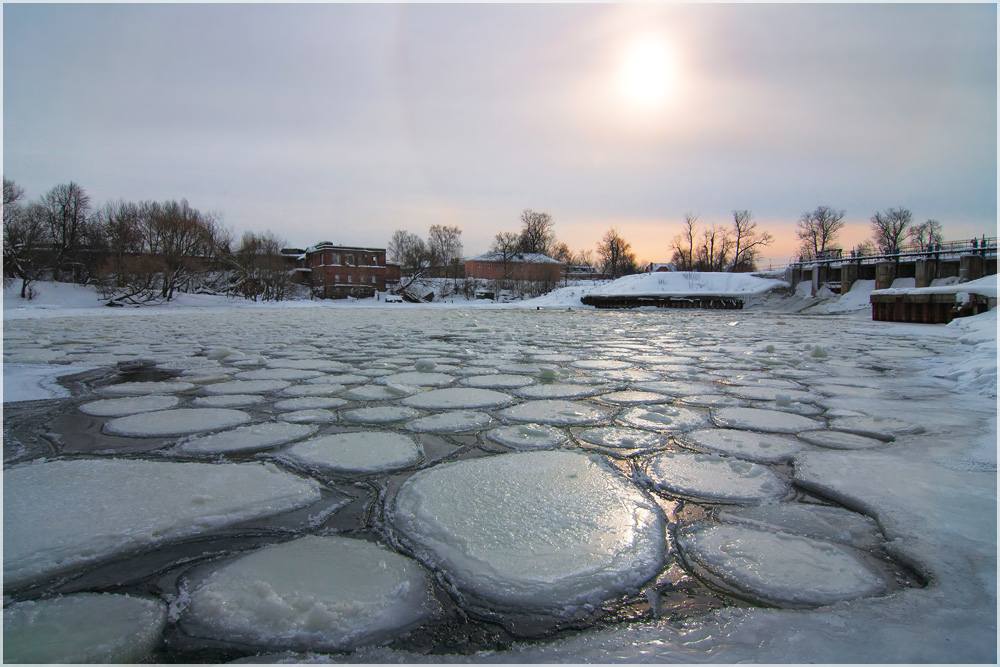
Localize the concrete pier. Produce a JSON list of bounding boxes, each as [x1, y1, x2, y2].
[[581, 294, 745, 310], [960, 254, 985, 282]]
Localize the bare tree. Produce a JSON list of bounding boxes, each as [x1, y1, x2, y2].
[[427, 224, 463, 280], [3, 177, 25, 225], [695, 224, 733, 272], [489, 230, 521, 283], [517, 209, 556, 256], [730, 209, 773, 272], [669, 213, 699, 270], [38, 182, 95, 282], [3, 201, 49, 299], [228, 230, 293, 301], [387, 229, 431, 292], [92, 200, 144, 285], [148, 199, 220, 300], [796, 206, 846, 259], [870, 207, 913, 254], [597, 227, 637, 279], [549, 241, 573, 284], [912, 219, 944, 251]]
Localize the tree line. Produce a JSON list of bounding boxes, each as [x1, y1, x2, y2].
[[794, 204, 945, 261], [3, 178, 293, 303], [668, 210, 774, 272]]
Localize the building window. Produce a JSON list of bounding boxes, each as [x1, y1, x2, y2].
[[487, 263, 492, 269], [346, 254, 354, 266], [348, 275, 352, 283], [332, 253, 340, 265], [371, 276, 376, 284], [334, 274, 340, 282], [477, 263, 482, 268]]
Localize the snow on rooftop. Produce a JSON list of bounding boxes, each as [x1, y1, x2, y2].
[[464, 251, 561, 264]]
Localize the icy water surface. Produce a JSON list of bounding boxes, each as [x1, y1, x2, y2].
[[3, 307, 947, 662]]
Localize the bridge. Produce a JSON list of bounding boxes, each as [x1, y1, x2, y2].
[[785, 237, 997, 296]]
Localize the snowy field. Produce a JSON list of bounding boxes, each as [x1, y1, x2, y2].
[[2, 280, 996, 663]]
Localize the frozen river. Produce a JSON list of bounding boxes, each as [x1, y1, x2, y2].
[[3, 302, 996, 663]]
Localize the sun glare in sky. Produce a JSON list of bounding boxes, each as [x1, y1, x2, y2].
[[618, 36, 676, 111]]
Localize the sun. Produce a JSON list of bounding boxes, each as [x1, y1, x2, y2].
[[618, 37, 675, 110]]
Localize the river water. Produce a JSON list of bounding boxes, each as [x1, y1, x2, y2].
[[2, 306, 956, 662]]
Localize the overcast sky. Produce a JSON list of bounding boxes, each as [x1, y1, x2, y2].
[[4, 3, 996, 267]]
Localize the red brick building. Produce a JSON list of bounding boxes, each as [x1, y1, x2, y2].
[[464, 252, 562, 283], [304, 243, 388, 298]]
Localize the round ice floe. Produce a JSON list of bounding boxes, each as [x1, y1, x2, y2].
[[496, 362, 542, 375], [234, 368, 323, 382], [711, 407, 822, 433], [181, 370, 235, 384], [797, 429, 886, 450], [717, 504, 883, 550], [500, 399, 608, 426], [97, 380, 197, 396], [617, 405, 708, 432], [677, 523, 886, 607], [570, 359, 632, 371], [682, 428, 802, 463], [377, 372, 455, 387], [406, 410, 493, 433], [273, 397, 348, 411], [516, 383, 609, 399], [314, 373, 369, 386], [597, 390, 671, 405], [644, 451, 787, 504], [575, 427, 665, 450], [391, 451, 665, 610], [486, 424, 567, 450], [4, 459, 320, 586], [266, 359, 354, 372], [78, 395, 180, 417], [282, 431, 423, 473], [402, 388, 514, 410], [203, 380, 291, 395], [277, 409, 338, 424], [633, 380, 720, 397], [595, 370, 662, 383], [827, 416, 922, 441], [3, 593, 167, 664], [104, 408, 252, 437], [461, 374, 535, 389], [725, 386, 813, 403], [191, 394, 266, 408], [342, 384, 418, 401], [184, 536, 437, 652], [177, 422, 318, 454], [341, 406, 420, 424], [676, 394, 745, 408], [280, 384, 345, 397]]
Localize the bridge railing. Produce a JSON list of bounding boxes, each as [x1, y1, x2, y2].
[[790, 237, 997, 270]]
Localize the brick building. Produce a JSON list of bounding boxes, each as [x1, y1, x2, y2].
[[304, 242, 388, 299], [464, 252, 563, 283]]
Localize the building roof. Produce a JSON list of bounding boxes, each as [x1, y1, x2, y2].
[[465, 252, 562, 264], [304, 242, 386, 254]]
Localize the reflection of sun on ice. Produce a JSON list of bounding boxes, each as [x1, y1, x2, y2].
[[618, 37, 675, 110]]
